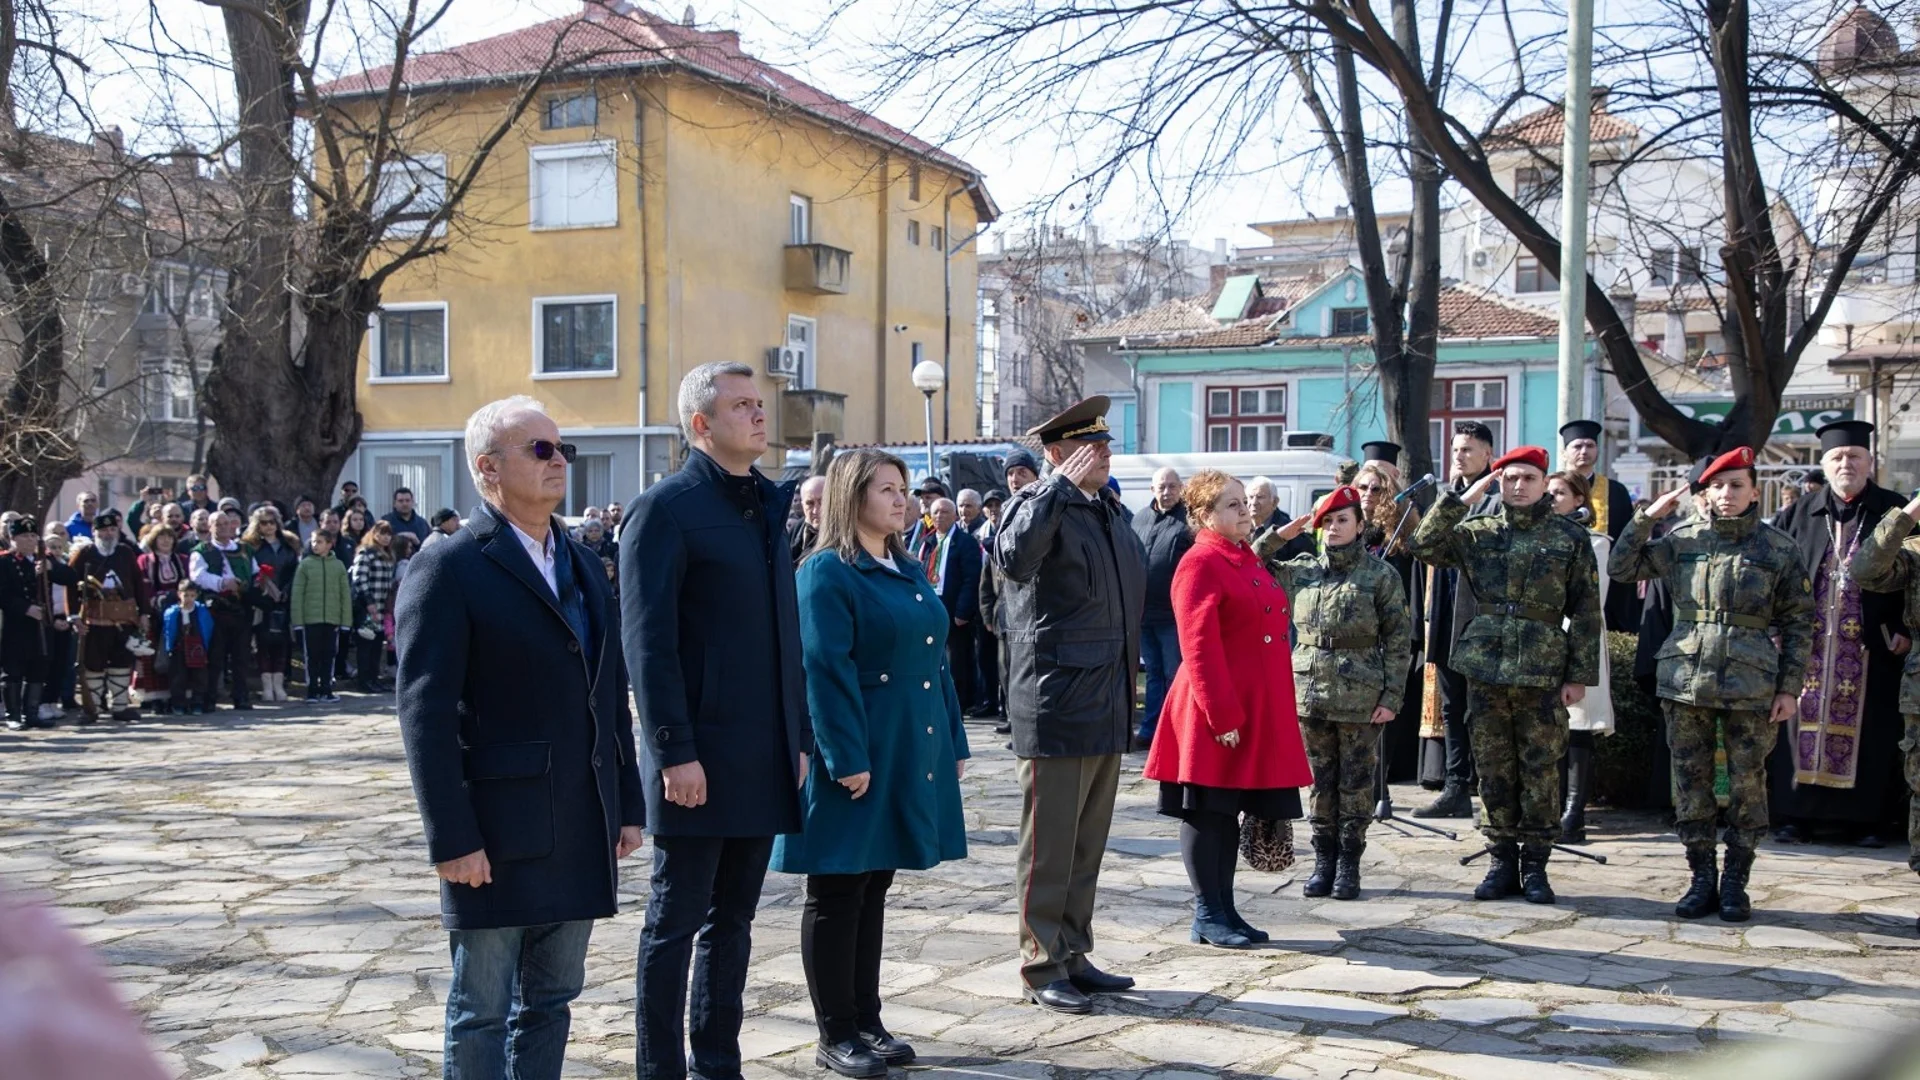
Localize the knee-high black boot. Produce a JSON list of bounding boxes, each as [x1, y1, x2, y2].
[[1560, 745, 1593, 844], [3, 677, 22, 729]]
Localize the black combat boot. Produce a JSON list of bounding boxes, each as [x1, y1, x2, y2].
[[1414, 779, 1473, 819], [1719, 843, 1755, 922], [1519, 845, 1556, 905], [1332, 836, 1365, 901], [1302, 830, 1338, 898], [2, 679, 21, 730], [1560, 747, 1592, 844], [1674, 844, 1719, 919], [20, 684, 48, 731], [1473, 841, 1520, 900]]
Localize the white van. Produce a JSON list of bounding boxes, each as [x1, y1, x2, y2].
[[1108, 447, 1346, 518]]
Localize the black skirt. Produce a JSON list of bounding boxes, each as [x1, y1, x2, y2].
[[1158, 781, 1302, 823]]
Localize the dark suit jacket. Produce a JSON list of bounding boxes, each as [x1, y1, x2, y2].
[[394, 501, 642, 931], [931, 525, 982, 624], [620, 449, 811, 838]]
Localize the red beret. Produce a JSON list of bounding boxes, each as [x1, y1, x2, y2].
[[1697, 445, 1755, 484], [1490, 446, 1549, 474], [1311, 485, 1361, 530]]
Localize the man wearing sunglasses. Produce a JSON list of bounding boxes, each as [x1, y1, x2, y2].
[[395, 395, 644, 1079], [622, 361, 812, 1080]]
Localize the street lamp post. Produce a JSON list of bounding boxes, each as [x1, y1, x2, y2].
[[912, 359, 944, 484]]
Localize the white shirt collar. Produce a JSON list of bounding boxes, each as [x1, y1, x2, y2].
[[507, 518, 559, 597]]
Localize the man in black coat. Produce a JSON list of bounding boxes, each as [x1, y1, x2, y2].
[[787, 475, 825, 564], [621, 362, 811, 1080], [1768, 420, 1909, 845], [1131, 467, 1191, 747], [996, 397, 1146, 1015], [1560, 419, 1640, 631], [395, 396, 644, 1078], [921, 495, 983, 711]]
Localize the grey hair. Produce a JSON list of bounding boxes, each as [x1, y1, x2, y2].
[[678, 361, 756, 441], [1246, 475, 1276, 497], [465, 395, 549, 500], [956, 487, 981, 505]]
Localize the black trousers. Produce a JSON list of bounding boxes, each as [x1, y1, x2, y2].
[[800, 869, 896, 1043], [301, 625, 338, 696], [356, 631, 385, 687], [946, 621, 975, 710], [207, 615, 251, 705], [975, 627, 1000, 712], [1437, 663, 1473, 784]]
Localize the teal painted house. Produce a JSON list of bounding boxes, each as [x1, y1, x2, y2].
[[1079, 267, 1566, 461]]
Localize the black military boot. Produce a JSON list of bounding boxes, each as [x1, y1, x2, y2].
[[1414, 780, 1473, 819], [2, 679, 21, 730], [1719, 843, 1755, 922], [1302, 830, 1338, 898], [1473, 841, 1520, 900], [1674, 844, 1719, 919], [1519, 845, 1556, 905], [1560, 747, 1592, 844], [20, 684, 48, 731], [1332, 836, 1365, 901]]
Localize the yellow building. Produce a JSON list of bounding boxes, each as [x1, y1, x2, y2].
[[316, 2, 996, 513]]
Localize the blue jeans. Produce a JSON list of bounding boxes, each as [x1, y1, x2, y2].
[[636, 834, 774, 1080], [1136, 621, 1183, 743], [444, 920, 593, 1080]]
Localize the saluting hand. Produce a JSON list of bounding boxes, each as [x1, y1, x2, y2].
[[1055, 445, 1101, 489], [1273, 515, 1310, 542], [1905, 494, 1920, 522], [1646, 487, 1690, 521], [1464, 472, 1499, 504], [1769, 693, 1797, 725]]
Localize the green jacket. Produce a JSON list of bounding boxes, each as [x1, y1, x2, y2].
[[1409, 490, 1602, 689], [1610, 507, 1814, 710], [1842, 510, 1920, 713], [290, 552, 352, 628], [1260, 536, 1412, 721]]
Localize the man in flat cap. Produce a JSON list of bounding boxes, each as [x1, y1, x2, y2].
[[1410, 445, 1600, 905], [1769, 419, 1910, 847], [994, 397, 1145, 1014]]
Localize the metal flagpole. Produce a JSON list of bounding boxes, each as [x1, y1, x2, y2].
[[1556, 0, 1595, 430]]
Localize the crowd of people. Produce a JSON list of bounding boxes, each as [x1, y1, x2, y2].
[[1, 474, 624, 732]]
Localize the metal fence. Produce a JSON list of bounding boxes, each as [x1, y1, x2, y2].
[[1642, 463, 1823, 519]]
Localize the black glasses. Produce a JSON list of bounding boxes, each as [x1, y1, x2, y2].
[[500, 439, 577, 463]]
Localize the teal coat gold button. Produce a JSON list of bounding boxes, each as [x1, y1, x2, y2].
[[772, 548, 971, 875]]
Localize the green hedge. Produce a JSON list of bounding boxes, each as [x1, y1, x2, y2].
[[1593, 630, 1673, 809]]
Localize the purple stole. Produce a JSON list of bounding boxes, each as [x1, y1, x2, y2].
[[1795, 516, 1865, 788]]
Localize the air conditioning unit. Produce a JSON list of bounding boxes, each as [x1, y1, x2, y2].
[[766, 345, 800, 379], [1284, 431, 1334, 450], [1471, 250, 1490, 268]]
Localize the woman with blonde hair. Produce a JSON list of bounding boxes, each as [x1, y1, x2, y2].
[[243, 507, 300, 701], [1351, 461, 1428, 789], [773, 449, 969, 1077], [133, 522, 190, 715]]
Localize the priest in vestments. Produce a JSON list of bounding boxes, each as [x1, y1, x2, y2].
[[1560, 420, 1640, 632], [1769, 420, 1910, 845]]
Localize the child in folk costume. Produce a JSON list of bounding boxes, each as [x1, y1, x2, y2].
[[162, 580, 217, 714], [134, 523, 191, 715]]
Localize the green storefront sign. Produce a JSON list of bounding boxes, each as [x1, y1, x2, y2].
[[1673, 396, 1854, 437]]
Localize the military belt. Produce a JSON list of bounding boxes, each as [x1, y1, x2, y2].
[[1675, 607, 1769, 630], [1485, 602, 1561, 624], [1302, 634, 1373, 650]]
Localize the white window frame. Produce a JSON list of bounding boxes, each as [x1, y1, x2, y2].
[[789, 194, 812, 245], [368, 301, 452, 384], [786, 313, 817, 389], [531, 293, 619, 380], [374, 153, 448, 239], [528, 141, 619, 232]]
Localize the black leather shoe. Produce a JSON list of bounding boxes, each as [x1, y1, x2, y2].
[[857, 1027, 915, 1066], [814, 1039, 887, 1078], [994, 720, 1012, 735], [1023, 979, 1093, 1014], [1069, 964, 1135, 994]]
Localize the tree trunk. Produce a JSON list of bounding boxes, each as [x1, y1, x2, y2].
[[0, 185, 78, 520], [1385, 0, 1439, 485]]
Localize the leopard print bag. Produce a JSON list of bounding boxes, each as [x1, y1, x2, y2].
[[1238, 814, 1296, 873]]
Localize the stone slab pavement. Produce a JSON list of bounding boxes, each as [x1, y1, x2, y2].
[[4, 703, 1920, 1079]]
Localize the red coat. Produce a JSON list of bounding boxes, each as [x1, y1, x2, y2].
[[1144, 529, 1312, 790]]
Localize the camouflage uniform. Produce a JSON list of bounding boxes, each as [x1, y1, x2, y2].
[[1842, 511, 1920, 878], [1612, 504, 1814, 919], [1410, 490, 1600, 899]]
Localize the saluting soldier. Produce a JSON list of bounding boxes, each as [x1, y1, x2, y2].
[[1611, 447, 1814, 922], [1841, 481, 1920, 934], [1409, 445, 1601, 905], [1257, 485, 1412, 901]]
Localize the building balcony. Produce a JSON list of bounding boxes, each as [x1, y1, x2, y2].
[[781, 387, 846, 447], [784, 243, 853, 295]]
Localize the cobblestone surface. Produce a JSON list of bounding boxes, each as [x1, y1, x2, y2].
[[5, 703, 1920, 1078]]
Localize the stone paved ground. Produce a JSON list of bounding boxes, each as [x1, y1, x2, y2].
[[5, 703, 1920, 1079]]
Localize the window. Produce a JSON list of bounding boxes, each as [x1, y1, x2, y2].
[[785, 314, 817, 389], [907, 220, 921, 246], [534, 296, 616, 377], [92, 364, 108, 391], [911, 341, 924, 368], [144, 361, 200, 422], [1515, 166, 1558, 203], [931, 226, 945, 253], [1649, 246, 1705, 287], [373, 304, 448, 380], [542, 92, 597, 130], [374, 154, 447, 237], [908, 161, 922, 202], [1428, 377, 1508, 462], [789, 194, 811, 245], [1331, 307, 1368, 335], [1515, 254, 1557, 293], [529, 142, 617, 230], [188, 278, 215, 318], [1204, 383, 1286, 451], [569, 453, 612, 515]]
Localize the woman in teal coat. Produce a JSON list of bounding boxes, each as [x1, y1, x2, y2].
[[772, 448, 970, 1079]]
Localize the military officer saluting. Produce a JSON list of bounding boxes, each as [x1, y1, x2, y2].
[[1611, 447, 1814, 922], [1409, 445, 1601, 905], [1258, 485, 1412, 901], [1842, 477, 1920, 934]]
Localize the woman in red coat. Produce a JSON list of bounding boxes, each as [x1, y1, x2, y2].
[[1145, 470, 1312, 948]]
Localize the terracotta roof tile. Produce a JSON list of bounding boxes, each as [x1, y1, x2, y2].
[[1129, 283, 1559, 351], [1074, 272, 1328, 342], [311, 2, 984, 180], [1487, 101, 1638, 149]]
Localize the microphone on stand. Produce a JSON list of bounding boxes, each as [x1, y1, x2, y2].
[[1394, 473, 1439, 503]]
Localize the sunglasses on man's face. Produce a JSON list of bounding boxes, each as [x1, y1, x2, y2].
[[503, 439, 578, 464]]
